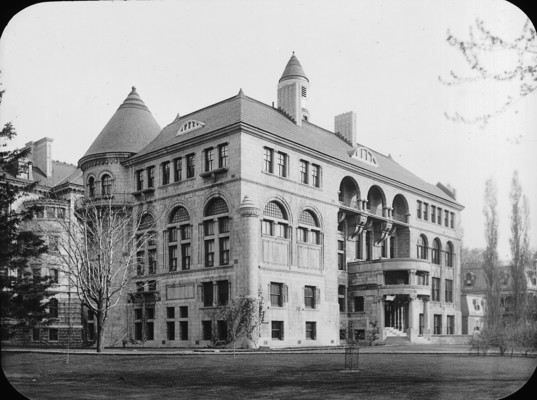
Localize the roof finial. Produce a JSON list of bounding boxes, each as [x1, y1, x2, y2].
[[131, 86, 136, 92], [292, 51, 295, 55], [238, 88, 244, 96]]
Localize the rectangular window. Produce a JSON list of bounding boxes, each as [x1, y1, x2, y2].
[[48, 328, 58, 341], [432, 278, 440, 301], [205, 240, 215, 267], [305, 322, 316, 340], [338, 285, 346, 312], [304, 286, 315, 309], [134, 322, 143, 341], [437, 208, 442, 224], [146, 322, 154, 341], [147, 166, 155, 188], [417, 201, 422, 219], [263, 147, 274, 173], [218, 143, 228, 168], [202, 321, 212, 341], [444, 210, 449, 227], [300, 160, 309, 184], [180, 225, 191, 240], [354, 296, 364, 312], [217, 280, 229, 305], [270, 282, 283, 307], [136, 252, 145, 275], [450, 212, 455, 229], [275, 223, 288, 239], [179, 306, 188, 319], [169, 246, 177, 271], [416, 272, 429, 286], [51, 268, 59, 283], [219, 217, 230, 233], [32, 328, 40, 341], [204, 220, 215, 236], [447, 315, 455, 335], [167, 322, 175, 340], [148, 281, 156, 292], [217, 320, 227, 341], [181, 244, 191, 270], [277, 152, 287, 177], [311, 164, 321, 188], [219, 238, 230, 265], [423, 203, 429, 221], [445, 279, 453, 303], [261, 220, 273, 236], [134, 308, 143, 320], [148, 249, 157, 274], [162, 161, 170, 185], [136, 170, 144, 191], [298, 227, 308, 243], [431, 206, 436, 223], [202, 282, 213, 307], [433, 314, 442, 335], [186, 154, 195, 178], [57, 208, 65, 219], [167, 307, 175, 319], [180, 321, 188, 340], [205, 148, 214, 171], [174, 157, 182, 182], [168, 227, 177, 243], [271, 321, 284, 340]]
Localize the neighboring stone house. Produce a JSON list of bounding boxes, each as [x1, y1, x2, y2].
[[1, 138, 84, 347], [79, 54, 464, 348]]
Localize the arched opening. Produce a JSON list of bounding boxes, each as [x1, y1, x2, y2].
[[338, 177, 360, 208], [167, 206, 191, 271], [203, 197, 230, 267], [392, 194, 409, 223], [367, 186, 385, 216], [431, 238, 441, 264], [101, 174, 112, 196], [417, 234, 428, 260]]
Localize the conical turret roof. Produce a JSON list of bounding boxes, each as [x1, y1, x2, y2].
[[279, 52, 309, 83], [81, 87, 161, 160]]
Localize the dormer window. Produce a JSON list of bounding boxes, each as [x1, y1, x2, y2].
[[177, 120, 205, 135], [351, 147, 378, 166]]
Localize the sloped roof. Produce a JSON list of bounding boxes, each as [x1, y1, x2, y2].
[[134, 92, 461, 206], [32, 161, 81, 187], [279, 53, 309, 83], [81, 87, 161, 160]]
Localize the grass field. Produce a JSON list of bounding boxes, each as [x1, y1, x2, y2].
[[2, 352, 536, 400]]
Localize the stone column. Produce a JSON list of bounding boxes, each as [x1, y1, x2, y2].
[[423, 296, 431, 340], [408, 293, 417, 341], [239, 196, 261, 297], [377, 296, 385, 341]]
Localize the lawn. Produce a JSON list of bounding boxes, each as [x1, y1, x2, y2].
[[2, 352, 536, 400]]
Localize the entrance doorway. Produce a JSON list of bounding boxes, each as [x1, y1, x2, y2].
[[384, 295, 409, 332]]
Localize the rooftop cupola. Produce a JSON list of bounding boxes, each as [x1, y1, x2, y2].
[[79, 86, 161, 167], [277, 52, 310, 126]]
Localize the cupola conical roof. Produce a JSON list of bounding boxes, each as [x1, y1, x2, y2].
[[279, 52, 309, 83], [81, 87, 161, 160]]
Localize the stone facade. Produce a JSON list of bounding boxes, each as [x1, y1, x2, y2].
[[78, 54, 464, 348]]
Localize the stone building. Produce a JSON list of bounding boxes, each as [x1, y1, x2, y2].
[[79, 54, 464, 348], [1, 138, 84, 347], [461, 257, 537, 334]]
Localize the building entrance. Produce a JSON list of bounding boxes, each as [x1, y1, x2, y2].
[[384, 295, 409, 332]]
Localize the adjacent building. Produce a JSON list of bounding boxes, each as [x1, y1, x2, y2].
[[1, 138, 84, 347], [78, 54, 464, 348]]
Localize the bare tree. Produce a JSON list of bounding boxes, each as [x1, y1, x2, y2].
[[218, 293, 265, 358], [509, 171, 530, 322], [50, 198, 153, 352], [482, 178, 502, 328], [441, 18, 536, 127]]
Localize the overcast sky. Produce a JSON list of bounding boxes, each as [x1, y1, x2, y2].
[[1, 0, 535, 259]]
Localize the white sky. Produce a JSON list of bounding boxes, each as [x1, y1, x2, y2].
[[1, 0, 536, 259]]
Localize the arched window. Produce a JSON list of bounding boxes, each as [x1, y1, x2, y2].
[[431, 238, 441, 265], [101, 174, 112, 196], [298, 209, 321, 245], [49, 298, 58, 318], [417, 234, 428, 260], [88, 176, 95, 198], [445, 242, 454, 267], [367, 186, 385, 216], [392, 194, 408, 223], [167, 206, 192, 271], [136, 213, 157, 276], [203, 197, 230, 268], [262, 201, 289, 239]]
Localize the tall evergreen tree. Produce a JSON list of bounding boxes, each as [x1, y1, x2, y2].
[[1, 79, 51, 337]]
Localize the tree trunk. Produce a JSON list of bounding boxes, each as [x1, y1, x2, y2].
[[96, 311, 107, 353]]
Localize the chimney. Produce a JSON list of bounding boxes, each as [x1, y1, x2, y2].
[[28, 137, 54, 177], [334, 111, 357, 146]]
